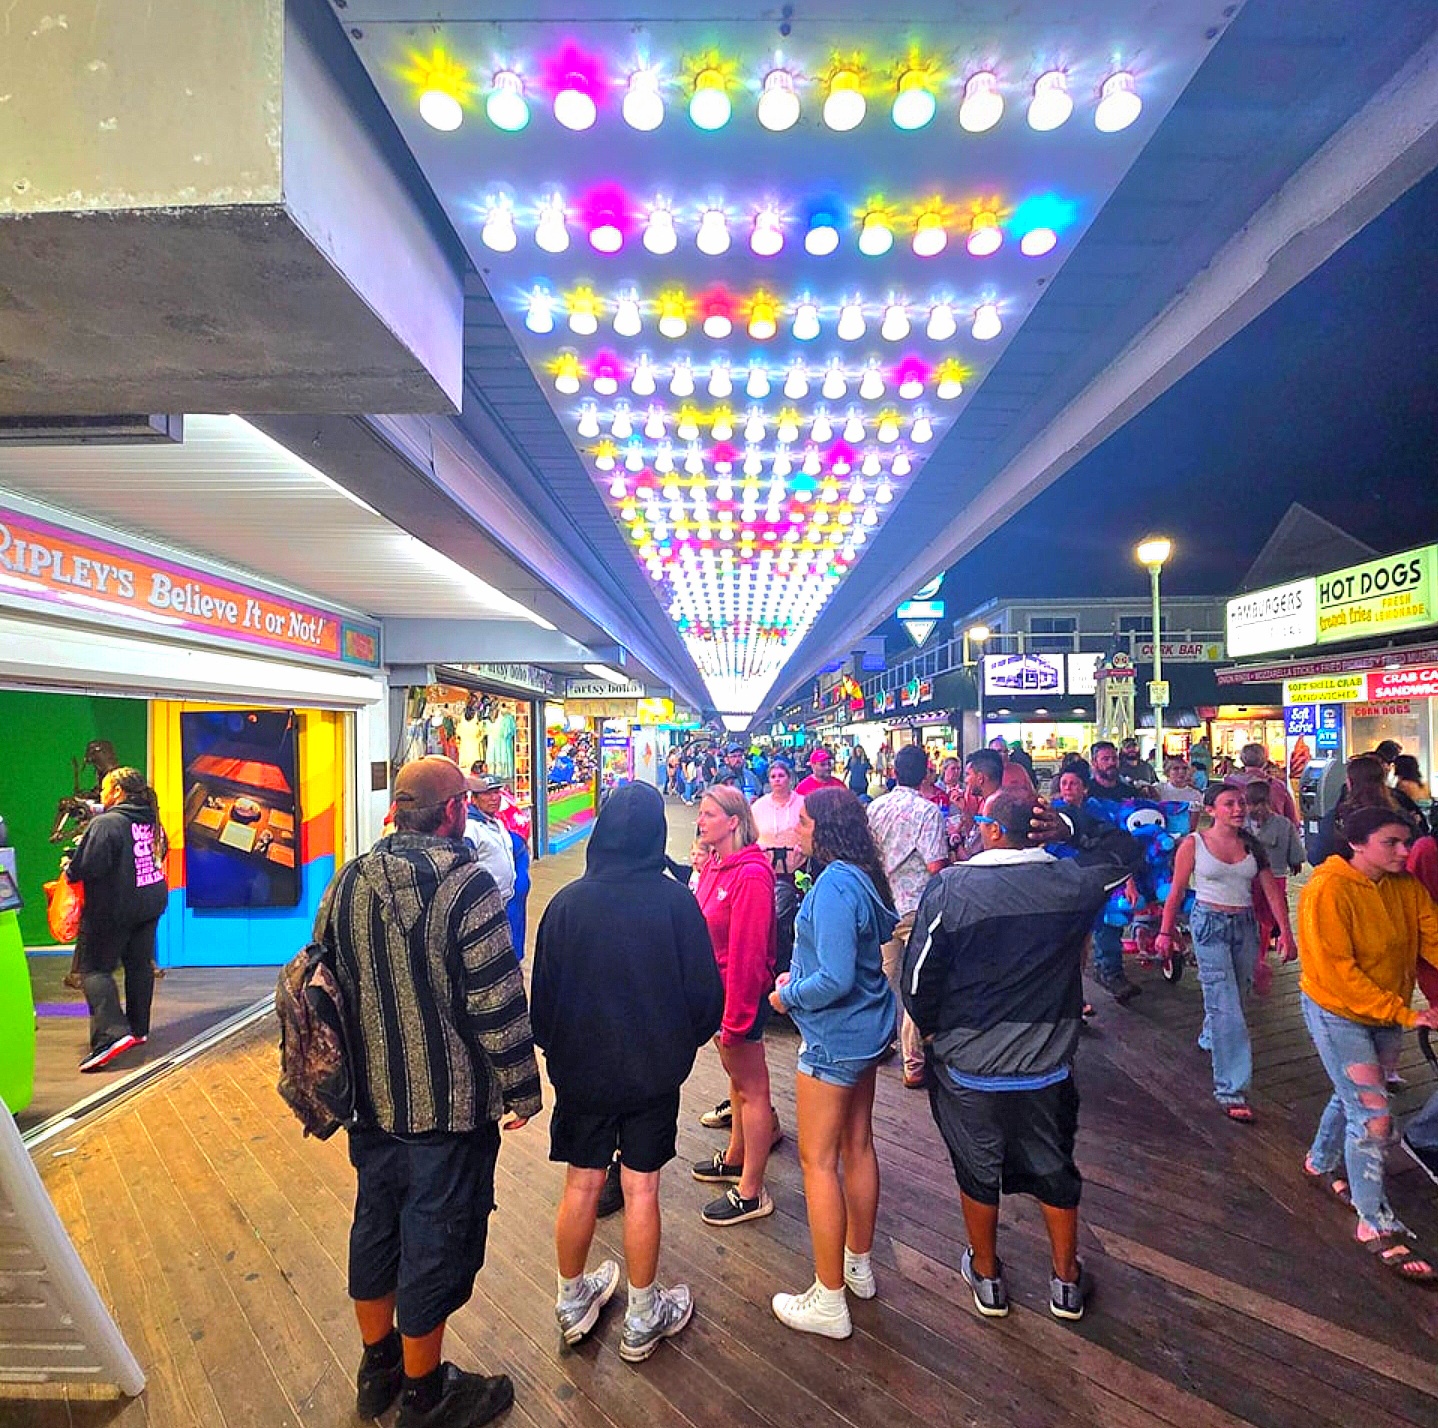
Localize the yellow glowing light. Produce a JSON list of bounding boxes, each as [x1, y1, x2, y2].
[[658, 291, 689, 339], [553, 352, 582, 395], [398, 46, 476, 130], [748, 294, 779, 340]]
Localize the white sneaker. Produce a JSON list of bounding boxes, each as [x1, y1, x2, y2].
[[843, 1260, 876, 1300], [771, 1280, 852, 1338], [619, 1284, 693, 1362], [555, 1260, 620, 1345]]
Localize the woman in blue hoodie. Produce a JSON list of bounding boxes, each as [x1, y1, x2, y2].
[[769, 787, 898, 1339]]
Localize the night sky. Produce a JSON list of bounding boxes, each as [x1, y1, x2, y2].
[[899, 162, 1438, 634]]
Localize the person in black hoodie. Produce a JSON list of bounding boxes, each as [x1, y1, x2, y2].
[[65, 767, 169, 1072], [530, 782, 723, 1363]]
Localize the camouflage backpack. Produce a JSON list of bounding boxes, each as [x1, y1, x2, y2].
[[275, 937, 356, 1140]]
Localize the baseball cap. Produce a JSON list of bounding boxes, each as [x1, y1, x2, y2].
[[393, 756, 469, 809], [724, 741, 745, 754], [469, 773, 506, 793], [810, 747, 833, 764]]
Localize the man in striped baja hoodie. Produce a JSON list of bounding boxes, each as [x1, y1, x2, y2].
[[905, 788, 1138, 1326], [320, 756, 541, 1428]]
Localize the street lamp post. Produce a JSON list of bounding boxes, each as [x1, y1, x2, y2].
[[961, 624, 990, 760], [1135, 537, 1172, 767]]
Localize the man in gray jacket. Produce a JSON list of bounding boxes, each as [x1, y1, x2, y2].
[[321, 756, 542, 1428]]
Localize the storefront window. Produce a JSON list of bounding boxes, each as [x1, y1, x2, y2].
[[1346, 700, 1428, 772], [983, 722, 1096, 769]]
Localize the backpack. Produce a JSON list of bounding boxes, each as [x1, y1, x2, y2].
[[275, 936, 357, 1140]]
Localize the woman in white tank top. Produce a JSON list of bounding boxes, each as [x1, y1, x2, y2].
[[1155, 782, 1295, 1121]]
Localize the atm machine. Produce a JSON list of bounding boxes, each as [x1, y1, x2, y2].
[[1298, 759, 1347, 865]]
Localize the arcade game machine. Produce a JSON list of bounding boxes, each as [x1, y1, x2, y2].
[[0, 813, 35, 1114]]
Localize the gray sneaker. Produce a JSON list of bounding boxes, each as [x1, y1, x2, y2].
[[1050, 1262, 1085, 1321], [960, 1246, 1009, 1318], [618, 1284, 694, 1362], [556, 1260, 620, 1345]]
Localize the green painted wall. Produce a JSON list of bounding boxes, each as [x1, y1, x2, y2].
[[0, 691, 148, 946]]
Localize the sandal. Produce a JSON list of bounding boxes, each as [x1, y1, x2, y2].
[[1222, 1103, 1255, 1124], [1359, 1229, 1438, 1282], [1304, 1163, 1352, 1206]]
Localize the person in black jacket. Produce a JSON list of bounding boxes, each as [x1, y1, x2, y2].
[[65, 767, 169, 1072], [531, 782, 723, 1363]]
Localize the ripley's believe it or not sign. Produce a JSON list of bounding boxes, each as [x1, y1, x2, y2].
[[0, 504, 381, 668], [1227, 543, 1438, 659]]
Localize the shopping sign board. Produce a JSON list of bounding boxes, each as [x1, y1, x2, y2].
[[1366, 665, 1438, 700], [1315, 545, 1437, 644], [983, 653, 1064, 696], [1284, 704, 1318, 737], [1226, 578, 1317, 657], [0, 501, 380, 667], [1286, 667, 1438, 702], [1283, 673, 1367, 703]]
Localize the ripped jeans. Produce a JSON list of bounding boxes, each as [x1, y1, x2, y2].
[[1301, 993, 1405, 1233]]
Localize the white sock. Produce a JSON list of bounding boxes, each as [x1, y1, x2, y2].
[[814, 1279, 846, 1309], [627, 1281, 657, 1318], [557, 1272, 584, 1303], [843, 1249, 871, 1279]]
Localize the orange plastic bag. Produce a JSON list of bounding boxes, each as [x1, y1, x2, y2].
[[44, 876, 84, 943]]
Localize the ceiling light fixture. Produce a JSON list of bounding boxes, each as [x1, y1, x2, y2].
[[958, 70, 1002, 132], [533, 193, 570, 253], [823, 69, 866, 130], [897, 368, 923, 400], [821, 362, 847, 400], [877, 411, 900, 443], [843, 412, 866, 443], [967, 210, 1002, 257], [643, 204, 678, 255], [591, 356, 620, 395], [880, 303, 910, 341], [805, 208, 841, 256], [858, 359, 885, 400], [745, 410, 766, 442], [935, 361, 964, 400], [811, 412, 833, 442], [577, 402, 600, 438], [1028, 69, 1072, 131], [1095, 70, 1142, 132], [702, 294, 734, 339], [420, 87, 465, 132], [658, 295, 688, 339], [972, 301, 1002, 340], [696, 207, 731, 255], [613, 293, 642, 337], [644, 407, 666, 439], [480, 199, 517, 252], [792, 301, 821, 341], [748, 297, 778, 341], [927, 301, 957, 341], [484, 69, 528, 131], [1020, 226, 1058, 257], [876, 479, 894, 503], [709, 360, 733, 397], [524, 287, 555, 334], [751, 206, 784, 257], [861, 450, 881, 476], [757, 68, 801, 131], [631, 355, 657, 395], [746, 363, 771, 398], [784, 362, 810, 399], [670, 358, 695, 396], [837, 301, 866, 341], [690, 68, 732, 130], [554, 72, 598, 130], [913, 208, 948, 258], [892, 70, 936, 130], [858, 210, 894, 257], [911, 412, 933, 443], [623, 67, 665, 130], [892, 450, 912, 476], [610, 404, 633, 439]]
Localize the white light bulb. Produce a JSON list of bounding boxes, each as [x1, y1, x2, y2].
[[1096, 70, 1142, 132], [859, 361, 884, 400], [709, 362, 732, 398], [784, 364, 809, 399], [484, 70, 528, 132], [609, 475, 627, 498], [773, 452, 793, 477], [802, 448, 822, 476], [712, 411, 733, 440], [876, 480, 893, 503], [912, 211, 947, 258], [610, 405, 633, 439], [614, 294, 642, 337], [525, 288, 554, 334], [777, 413, 799, 442], [655, 443, 674, 472], [838, 302, 866, 341], [744, 448, 764, 476], [480, 202, 517, 252], [685, 444, 705, 474], [877, 413, 900, 443], [747, 364, 771, 398], [805, 214, 840, 256], [670, 360, 695, 397], [593, 366, 618, 396], [959, 70, 1003, 133], [420, 89, 464, 132], [892, 450, 912, 476], [967, 213, 1003, 258], [898, 372, 923, 400], [1021, 227, 1058, 257], [690, 70, 731, 130], [843, 412, 865, 443], [626, 443, 644, 471], [757, 69, 800, 131], [677, 409, 699, 440], [554, 77, 597, 131], [751, 207, 784, 257], [936, 371, 963, 400], [1028, 70, 1072, 131], [972, 302, 1002, 341], [892, 72, 936, 130], [532, 195, 570, 255], [745, 411, 766, 442], [577, 402, 600, 438], [858, 212, 894, 257], [861, 450, 881, 477], [568, 298, 598, 336], [631, 356, 656, 395], [696, 207, 731, 255], [862, 507, 878, 526], [595, 446, 615, 471], [702, 309, 733, 339], [881, 304, 910, 342], [824, 71, 866, 131], [811, 412, 833, 442], [848, 478, 866, 503], [911, 413, 933, 443], [644, 407, 666, 439], [821, 363, 847, 400], [643, 205, 678, 255], [623, 68, 665, 131], [789, 301, 821, 343], [927, 302, 957, 341]]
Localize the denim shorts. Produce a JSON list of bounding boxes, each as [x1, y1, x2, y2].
[[796, 1043, 883, 1087]]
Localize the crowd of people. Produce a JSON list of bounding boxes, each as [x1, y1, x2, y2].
[[294, 729, 1438, 1426]]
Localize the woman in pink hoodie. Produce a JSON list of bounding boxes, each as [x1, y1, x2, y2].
[[691, 785, 780, 1226]]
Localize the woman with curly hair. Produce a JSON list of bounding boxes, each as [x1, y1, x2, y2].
[[768, 787, 898, 1339]]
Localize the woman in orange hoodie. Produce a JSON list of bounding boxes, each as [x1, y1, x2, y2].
[[691, 786, 780, 1227], [1297, 805, 1438, 1281]]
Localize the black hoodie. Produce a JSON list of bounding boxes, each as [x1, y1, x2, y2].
[[531, 783, 723, 1113], [67, 800, 169, 934]]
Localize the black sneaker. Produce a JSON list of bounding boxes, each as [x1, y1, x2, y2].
[[1402, 1134, 1438, 1188], [1096, 969, 1141, 1004], [701, 1186, 774, 1226], [597, 1157, 624, 1218], [691, 1150, 742, 1183], [78, 1034, 139, 1073], [355, 1332, 403, 1419], [396, 1364, 514, 1428]]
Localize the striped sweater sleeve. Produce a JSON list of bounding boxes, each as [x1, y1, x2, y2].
[[452, 870, 543, 1119]]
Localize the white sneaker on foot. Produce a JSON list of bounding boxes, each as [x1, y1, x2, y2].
[[843, 1259, 876, 1300], [771, 1280, 852, 1338], [555, 1259, 620, 1345], [619, 1284, 693, 1362]]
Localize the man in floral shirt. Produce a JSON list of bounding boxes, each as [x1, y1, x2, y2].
[[867, 744, 949, 1088]]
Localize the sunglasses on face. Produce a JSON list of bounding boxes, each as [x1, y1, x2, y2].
[[972, 814, 998, 827]]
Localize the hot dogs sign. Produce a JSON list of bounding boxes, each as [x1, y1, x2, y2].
[[0, 503, 380, 668]]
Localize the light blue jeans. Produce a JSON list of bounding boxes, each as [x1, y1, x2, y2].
[[1190, 905, 1258, 1105], [1301, 994, 1406, 1232]]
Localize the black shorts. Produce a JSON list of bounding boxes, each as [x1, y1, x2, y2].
[[549, 1090, 681, 1174], [347, 1122, 500, 1338], [928, 1071, 1081, 1209]]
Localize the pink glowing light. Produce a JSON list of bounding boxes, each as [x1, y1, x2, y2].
[[581, 183, 631, 253]]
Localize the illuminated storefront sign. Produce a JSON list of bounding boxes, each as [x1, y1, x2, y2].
[[1365, 666, 1438, 700], [1315, 545, 1437, 643], [1283, 674, 1367, 703], [0, 503, 380, 667], [984, 653, 1064, 696], [1226, 579, 1316, 658]]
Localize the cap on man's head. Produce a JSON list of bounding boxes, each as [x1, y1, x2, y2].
[[393, 756, 469, 808], [469, 773, 506, 794], [810, 747, 833, 764], [724, 741, 745, 755]]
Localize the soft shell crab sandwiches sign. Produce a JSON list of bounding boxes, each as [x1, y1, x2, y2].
[[0, 505, 378, 666]]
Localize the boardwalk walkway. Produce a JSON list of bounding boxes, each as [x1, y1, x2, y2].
[[8, 805, 1438, 1427]]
